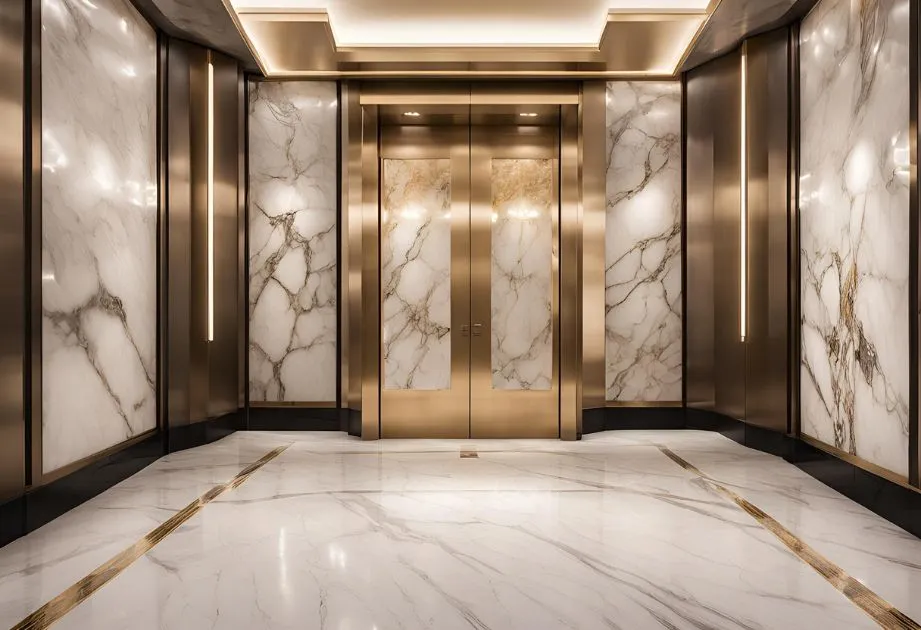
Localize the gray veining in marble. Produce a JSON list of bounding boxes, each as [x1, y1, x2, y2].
[[605, 82, 682, 403], [800, 0, 910, 476], [41, 0, 157, 473], [248, 81, 338, 403], [491, 159, 554, 391], [382, 159, 452, 390]]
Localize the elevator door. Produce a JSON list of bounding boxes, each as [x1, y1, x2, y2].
[[380, 118, 560, 438]]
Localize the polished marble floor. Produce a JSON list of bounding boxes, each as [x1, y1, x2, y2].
[[1, 430, 920, 629]]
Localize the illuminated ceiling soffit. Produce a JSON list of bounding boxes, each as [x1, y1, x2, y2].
[[226, 0, 720, 78]]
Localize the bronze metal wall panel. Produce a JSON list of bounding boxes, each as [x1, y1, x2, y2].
[[166, 40, 243, 428], [166, 39, 193, 429], [685, 62, 717, 410], [0, 0, 26, 502], [745, 30, 791, 433], [188, 44, 211, 423], [209, 51, 242, 418], [685, 49, 746, 419]]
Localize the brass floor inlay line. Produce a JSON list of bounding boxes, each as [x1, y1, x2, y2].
[[11, 444, 290, 630], [657, 446, 921, 630]]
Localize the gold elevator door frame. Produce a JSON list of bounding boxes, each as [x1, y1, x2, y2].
[[378, 109, 561, 439]]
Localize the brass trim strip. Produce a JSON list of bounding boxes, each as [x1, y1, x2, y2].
[[11, 444, 290, 630], [657, 445, 921, 630], [799, 434, 919, 494]]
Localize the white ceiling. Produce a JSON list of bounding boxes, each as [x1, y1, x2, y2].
[[229, 0, 711, 47]]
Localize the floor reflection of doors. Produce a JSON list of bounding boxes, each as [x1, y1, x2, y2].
[[380, 108, 561, 438]]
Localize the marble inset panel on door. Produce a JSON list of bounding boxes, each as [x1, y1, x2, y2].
[[381, 159, 452, 391], [248, 81, 338, 403], [604, 81, 682, 403], [799, 0, 910, 476], [491, 159, 554, 391], [41, 0, 157, 473]]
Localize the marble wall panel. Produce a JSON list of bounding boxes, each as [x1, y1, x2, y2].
[[381, 159, 452, 390], [248, 81, 338, 402], [41, 0, 157, 472], [800, 0, 911, 476], [604, 81, 683, 403], [491, 159, 554, 391]]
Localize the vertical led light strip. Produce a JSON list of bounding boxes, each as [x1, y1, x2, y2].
[[207, 59, 215, 342], [740, 45, 748, 343]]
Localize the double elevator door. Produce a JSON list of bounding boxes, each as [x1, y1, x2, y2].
[[379, 114, 561, 438]]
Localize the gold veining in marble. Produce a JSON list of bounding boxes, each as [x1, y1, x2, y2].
[[11, 445, 290, 630], [490, 158, 554, 391], [657, 446, 921, 630]]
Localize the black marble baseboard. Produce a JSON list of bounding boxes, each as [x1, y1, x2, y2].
[[0, 431, 163, 548], [786, 438, 921, 539], [686, 408, 920, 539], [582, 408, 606, 435], [0, 411, 245, 549], [582, 406, 684, 434], [247, 406, 341, 431], [167, 411, 243, 453], [605, 406, 686, 430]]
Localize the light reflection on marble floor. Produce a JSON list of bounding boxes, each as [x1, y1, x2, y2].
[[1, 431, 920, 629]]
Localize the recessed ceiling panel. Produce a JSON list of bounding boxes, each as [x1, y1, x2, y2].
[[230, 0, 710, 46]]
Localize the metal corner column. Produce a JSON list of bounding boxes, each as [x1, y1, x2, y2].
[[560, 100, 582, 441], [578, 81, 607, 436], [27, 0, 43, 484], [910, 0, 920, 488], [789, 24, 802, 440], [360, 101, 380, 440]]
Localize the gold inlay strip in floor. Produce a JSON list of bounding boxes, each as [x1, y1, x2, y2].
[[657, 445, 921, 630], [11, 444, 290, 630]]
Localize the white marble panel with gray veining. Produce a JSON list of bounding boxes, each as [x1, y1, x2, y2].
[[41, 0, 157, 473], [604, 82, 682, 403], [800, 0, 910, 476], [491, 159, 553, 390], [382, 159, 452, 390], [248, 81, 338, 402]]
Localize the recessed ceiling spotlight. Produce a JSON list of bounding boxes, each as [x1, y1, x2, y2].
[[403, 111, 421, 117], [519, 112, 538, 118]]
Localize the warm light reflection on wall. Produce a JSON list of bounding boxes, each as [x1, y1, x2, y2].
[[207, 59, 215, 343], [740, 45, 748, 343]]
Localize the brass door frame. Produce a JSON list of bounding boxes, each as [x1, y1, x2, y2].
[[342, 82, 589, 440], [379, 124, 472, 438], [469, 125, 561, 438]]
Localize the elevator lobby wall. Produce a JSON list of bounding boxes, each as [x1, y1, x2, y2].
[[0, 0, 247, 545]]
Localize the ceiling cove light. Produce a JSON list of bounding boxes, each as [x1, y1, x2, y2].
[[519, 112, 538, 118], [403, 111, 421, 117]]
